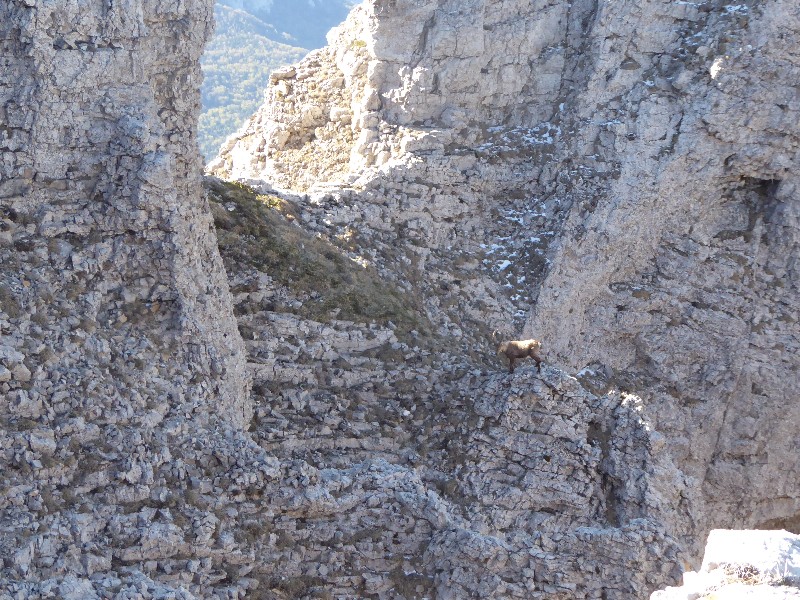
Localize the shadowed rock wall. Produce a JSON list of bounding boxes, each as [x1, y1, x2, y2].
[[525, 0, 800, 555]]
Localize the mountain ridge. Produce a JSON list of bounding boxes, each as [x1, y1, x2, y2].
[[1, 0, 797, 598], [199, 0, 356, 161]]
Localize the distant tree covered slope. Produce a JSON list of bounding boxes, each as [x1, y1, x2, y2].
[[199, 1, 355, 162], [199, 4, 307, 161]]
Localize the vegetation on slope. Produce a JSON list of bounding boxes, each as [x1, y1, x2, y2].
[[205, 178, 434, 341], [218, 0, 355, 49]]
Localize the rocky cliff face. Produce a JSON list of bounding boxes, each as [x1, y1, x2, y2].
[[3, 0, 797, 597], [0, 1, 676, 598], [0, 0, 249, 425], [203, 178, 687, 598], [211, 0, 800, 590], [526, 0, 800, 553], [0, 1, 256, 596]]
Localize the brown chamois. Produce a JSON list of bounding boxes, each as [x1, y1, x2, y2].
[[493, 331, 543, 373]]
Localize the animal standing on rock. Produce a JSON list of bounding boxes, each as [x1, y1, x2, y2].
[[494, 332, 543, 373]]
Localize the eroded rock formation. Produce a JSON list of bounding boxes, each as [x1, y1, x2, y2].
[[0, 1, 257, 596], [211, 0, 800, 593], [526, 0, 800, 555], [205, 178, 686, 598], [0, 0, 249, 425], [0, 1, 685, 598], [3, 0, 798, 597]]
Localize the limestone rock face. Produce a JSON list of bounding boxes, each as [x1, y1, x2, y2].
[[4, 0, 798, 597], [210, 0, 577, 190], [525, 0, 800, 555], [203, 177, 688, 598], [0, 1, 255, 596], [211, 0, 800, 586], [0, 0, 249, 425], [209, 0, 587, 346]]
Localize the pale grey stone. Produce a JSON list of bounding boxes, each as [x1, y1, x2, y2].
[[652, 530, 800, 600], [2, 0, 798, 598], [10, 363, 30, 383], [209, 0, 800, 596]]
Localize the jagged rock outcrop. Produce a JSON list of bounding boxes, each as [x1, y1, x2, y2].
[[206, 178, 687, 598], [0, 1, 689, 598], [0, 1, 254, 596], [652, 529, 800, 599], [525, 0, 800, 556], [211, 0, 800, 589], [0, 0, 249, 424], [4, 0, 798, 597], [208, 0, 593, 339], [2, 154, 688, 598]]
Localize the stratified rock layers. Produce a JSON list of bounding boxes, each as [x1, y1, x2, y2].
[[213, 0, 800, 584], [0, 1, 254, 596], [2, 0, 797, 597], [526, 0, 800, 554], [0, 1, 249, 424]]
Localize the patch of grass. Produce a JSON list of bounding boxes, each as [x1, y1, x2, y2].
[[0, 282, 22, 319], [263, 575, 327, 598], [206, 178, 433, 341]]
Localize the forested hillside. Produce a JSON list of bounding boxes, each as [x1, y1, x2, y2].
[[199, 4, 307, 161], [199, 1, 354, 161]]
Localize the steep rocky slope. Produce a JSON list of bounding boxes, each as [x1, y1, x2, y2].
[[212, 0, 800, 583], [199, 4, 308, 161], [199, 0, 358, 162], [3, 0, 797, 598], [205, 178, 685, 598], [526, 0, 800, 552], [1, 2, 692, 599], [0, 0, 249, 424]]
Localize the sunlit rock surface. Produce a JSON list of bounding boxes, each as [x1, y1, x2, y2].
[[0, 2, 255, 596], [1, 0, 798, 597], [652, 529, 800, 599]]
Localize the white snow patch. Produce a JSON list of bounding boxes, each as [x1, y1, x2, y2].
[[724, 4, 749, 14], [710, 57, 724, 79]]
